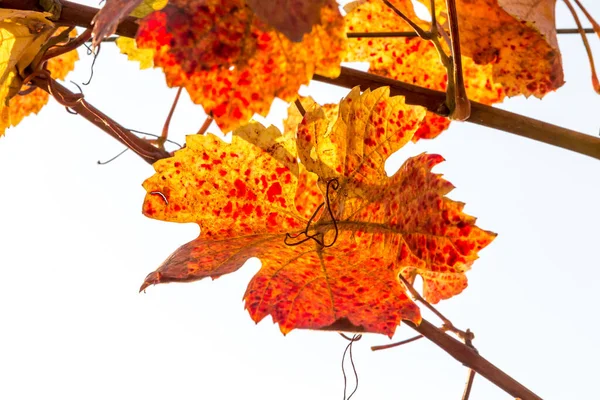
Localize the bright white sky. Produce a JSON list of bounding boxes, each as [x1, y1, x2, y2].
[[1, 2, 600, 399]]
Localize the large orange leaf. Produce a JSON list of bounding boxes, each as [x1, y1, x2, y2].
[[128, 0, 345, 133], [141, 87, 496, 335], [345, 0, 505, 141], [422, 0, 563, 97]]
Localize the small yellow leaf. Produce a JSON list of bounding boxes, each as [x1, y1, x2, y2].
[[116, 36, 154, 69]]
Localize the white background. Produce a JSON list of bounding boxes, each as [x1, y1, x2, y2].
[[1, 1, 599, 399]]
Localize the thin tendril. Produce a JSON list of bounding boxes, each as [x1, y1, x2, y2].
[[83, 43, 101, 86], [321, 178, 339, 247], [285, 203, 324, 244], [284, 178, 339, 247], [347, 337, 359, 400], [97, 148, 129, 164], [97, 130, 183, 164], [149, 191, 169, 205], [70, 80, 84, 94], [340, 333, 361, 400], [371, 334, 424, 351]]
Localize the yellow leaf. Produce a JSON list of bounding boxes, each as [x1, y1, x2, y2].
[[0, 9, 55, 136]]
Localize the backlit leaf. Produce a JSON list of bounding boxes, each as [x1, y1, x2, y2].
[[421, 0, 563, 97], [345, 0, 505, 141], [141, 87, 496, 335], [125, 0, 345, 133]]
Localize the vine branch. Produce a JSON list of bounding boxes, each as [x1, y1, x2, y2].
[[314, 67, 600, 160], [325, 317, 541, 400], [3, 1, 598, 160], [32, 75, 170, 165]]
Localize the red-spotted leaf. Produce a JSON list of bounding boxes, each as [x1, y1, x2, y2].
[[141, 86, 496, 335]]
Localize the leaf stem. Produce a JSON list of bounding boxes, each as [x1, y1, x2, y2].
[[572, 0, 600, 37], [381, 0, 430, 39], [346, 28, 595, 38], [197, 116, 214, 135], [563, 0, 600, 93], [370, 334, 424, 351], [294, 98, 306, 117], [159, 87, 183, 149], [444, 0, 471, 120]]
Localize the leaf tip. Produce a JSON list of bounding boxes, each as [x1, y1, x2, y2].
[[139, 271, 161, 292]]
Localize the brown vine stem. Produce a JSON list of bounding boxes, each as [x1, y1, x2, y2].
[[408, 319, 540, 400], [158, 87, 183, 149], [6, 0, 599, 160], [314, 67, 600, 160], [0, 0, 139, 38], [43, 28, 92, 61], [32, 75, 170, 165], [326, 317, 541, 400]]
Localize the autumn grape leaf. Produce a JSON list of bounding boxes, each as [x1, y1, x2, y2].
[[91, 0, 167, 47], [246, 0, 327, 42], [345, 0, 505, 141], [0, 9, 64, 136], [421, 0, 563, 97], [121, 0, 345, 133], [140, 86, 496, 335]]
